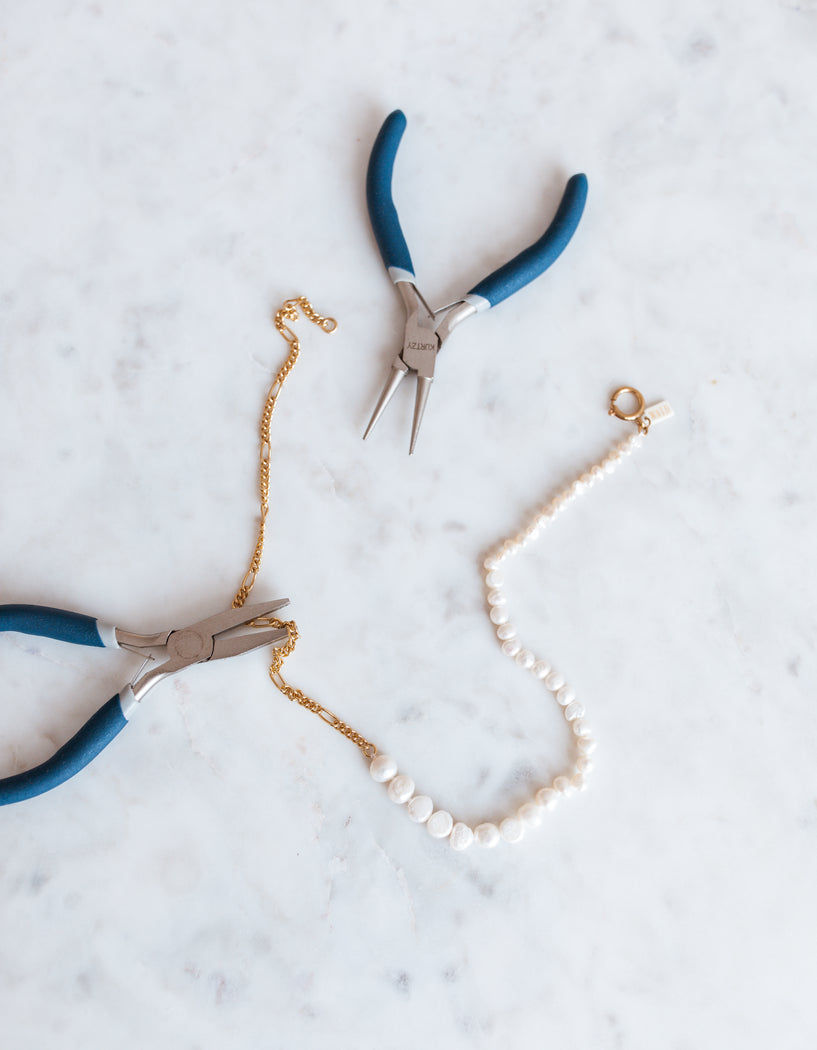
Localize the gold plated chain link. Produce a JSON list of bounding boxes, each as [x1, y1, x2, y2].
[[232, 297, 335, 608], [231, 297, 377, 760]]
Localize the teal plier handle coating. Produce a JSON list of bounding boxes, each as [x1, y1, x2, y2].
[[366, 110, 416, 278], [365, 109, 588, 307], [0, 606, 126, 804], [0, 600, 290, 804], [467, 173, 588, 307]]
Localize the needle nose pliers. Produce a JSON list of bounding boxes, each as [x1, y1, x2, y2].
[[363, 110, 588, 453], [0, 599, 289, 804]]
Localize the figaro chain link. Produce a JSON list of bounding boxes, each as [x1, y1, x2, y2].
[[231, 297, 377, 760]]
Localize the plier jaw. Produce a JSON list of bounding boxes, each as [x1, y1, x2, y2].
[[125, 599, 291, 702], [362, 348, 434, 456], [363, 282, 439, 454], [364, 282, 479, 454]]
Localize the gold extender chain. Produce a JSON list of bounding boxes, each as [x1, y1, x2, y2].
[[231, 297, 378, 760]]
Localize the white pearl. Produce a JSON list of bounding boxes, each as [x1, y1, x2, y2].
[[496, 623, 517, 641], [532, 661, 551, 680], [604, 456, 620, 474], [545, 670, 565, 692], [487, 589, 506, 607], [485, 570, 503, 588], [575, 754, 594, 773], [577, 737, 597, 755], [579, 472, 595, 487], [489, 605, 509, 625], [449, 822, 474, 851], [500, 817, 524, 843], [474, 823, 500, 848], [535, 787, 558, 810], [563, 700, 585, 722], [407, 794, 433, 823], [483, 555, 499, 570], [630, 433, 643, 449], [572, 720, 592, 738], [427, 810, 454, 838], [369, 754, 397, 783], [387, 774, 414, 804], [553, 775, 574, 795], [591, 465, 605, 481], [501, 639, 521, 657], [556, 685, 575, 706], [571, 773, 587, 792], [518, 802, 542, 828], [515, 649, 535, 670]]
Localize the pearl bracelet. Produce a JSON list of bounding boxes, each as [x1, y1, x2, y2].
[[367, 388, 673, 851], [238, 312, 673, 851]]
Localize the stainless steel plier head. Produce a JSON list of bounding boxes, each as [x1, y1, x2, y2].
[[363, 282, 478, 454]]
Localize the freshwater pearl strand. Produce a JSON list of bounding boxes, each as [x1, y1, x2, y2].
[[367, 397, 672, 851]]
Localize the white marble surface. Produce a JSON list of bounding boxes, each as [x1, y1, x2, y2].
[[1, 1, 815, 1046]]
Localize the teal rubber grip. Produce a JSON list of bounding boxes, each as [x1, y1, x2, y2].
[[0, 604, 105, 647], [366, 110, 415, 277], [0, 694, 127, 804], [468, 172, 588, 308]]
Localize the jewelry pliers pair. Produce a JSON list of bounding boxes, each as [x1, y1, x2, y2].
[[364, 110, 588, 453], [0, 600, 289, 804]]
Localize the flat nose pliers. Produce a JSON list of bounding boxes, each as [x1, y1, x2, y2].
[[0, 599, 289, 804], [363, 110, 588, 453]]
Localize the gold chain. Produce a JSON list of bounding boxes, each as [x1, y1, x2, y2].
[[231, 297, 377, 760]]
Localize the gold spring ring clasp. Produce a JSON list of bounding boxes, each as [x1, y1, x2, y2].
[[609, 386, 652, 433], [609, 386, 645, 421]]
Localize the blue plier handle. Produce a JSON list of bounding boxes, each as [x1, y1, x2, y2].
[[364, 110, 588, 452], [0, 600, 289, 805]]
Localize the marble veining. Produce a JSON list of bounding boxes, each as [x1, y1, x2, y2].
[[1, 1, 816, 1047]]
